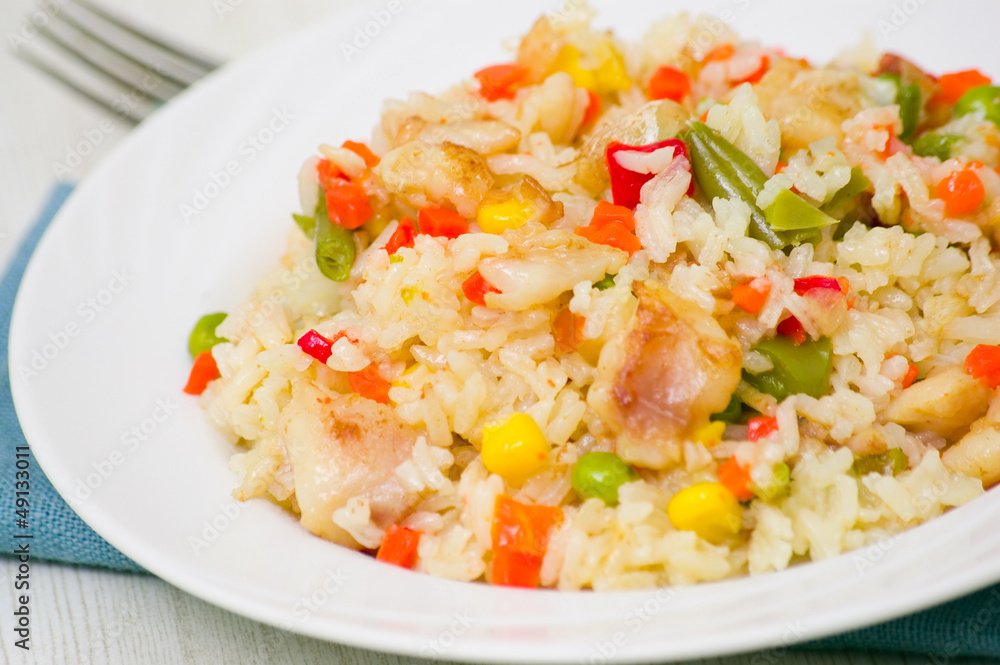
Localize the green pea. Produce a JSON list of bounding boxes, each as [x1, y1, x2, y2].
[[954, 85, 1000, 128], [188, 313, 228, 359], [571, 452, 639, 506]]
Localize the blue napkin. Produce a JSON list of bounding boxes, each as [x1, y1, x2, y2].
[[0, 184, 142, 572], [3, 186, 1000, 656]]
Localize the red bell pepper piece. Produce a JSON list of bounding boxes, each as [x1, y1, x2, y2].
[[384, 217, 416, 255], [748, 415, 779, 442], [474, 63, 530, 101], [776, 316, 807, 345], [717, 457, 754, 501], [964, 344, 1000, 389], [605, 139, 692, 210], [297, 329, 335, 364], [491, 496, 562, 588], [348, 364, 391, 404], [184, 351, 220, 395], [418, 206, 469, 239], [648, 66, 691, 102], [582, 89, 602, 127], [462, 271, 501, 307], [376, 524, 421, 569]]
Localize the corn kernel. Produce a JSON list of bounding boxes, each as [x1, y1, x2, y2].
[[667, 482, 742, 544], [692, 421, 726, 447], [477, 199, 535, 234], [593, 41, 631, 94], [481, 413, 549, 484], [550, 45, 596, 90]]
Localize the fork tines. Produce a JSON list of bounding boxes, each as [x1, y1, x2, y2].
[[13, 0, 221, 123]]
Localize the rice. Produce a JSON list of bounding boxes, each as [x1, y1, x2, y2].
[[194, 5, 1000, 590]]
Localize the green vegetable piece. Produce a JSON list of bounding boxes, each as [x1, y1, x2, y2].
[[853, 449, 909, 477], [683, 122, 784, 249], [293, 213, 316, 238], [188, 313, 228, 359], [743, 336, 833, 401], [896, 83, 920, 142], [313, 187, 356, 282], [764, 189, 838, 232], [912, 133, 962, 161], [594, 273, 616, 290], [389, 254, 404, 264], [571, 452, 639, 506], [755, 462, 791, 501], [711, 394, 743, 423], [954, 85, 1000, 128], [822, 167, 871, 213]]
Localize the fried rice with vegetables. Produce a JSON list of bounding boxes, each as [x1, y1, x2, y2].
[[185, 8, 1000, 590]]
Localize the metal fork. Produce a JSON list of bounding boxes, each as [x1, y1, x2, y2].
[[12, 0, 221, 123]]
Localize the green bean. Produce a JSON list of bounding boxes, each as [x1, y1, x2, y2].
[[314, 190, 356, 282], [188, 313, 228, 359], [743, 336, 833, 401], [954, 85, 1000, 128]]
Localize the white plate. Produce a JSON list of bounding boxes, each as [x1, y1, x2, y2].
[[11, 0, 1000, 661]]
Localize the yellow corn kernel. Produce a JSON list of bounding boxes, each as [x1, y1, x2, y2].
[[550, 45, 596, 90], [480, 413, 549, 484], [667, 482, 742, 544], [477, 199, 535, 234], [692, 421, 726, 447], [593, 41, 631, 94]]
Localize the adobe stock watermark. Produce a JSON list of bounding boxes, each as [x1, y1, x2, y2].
[[16, 268, 135, 385], [178, 107, 295, 222], [189, 500, 244, 555], [67, 398, 179, 507], [876, 0, 931, 40], [52, 68, 168, 176], [420, 609, 476, 658], [340, 0, 403, 63], [583, 588, 678, 664], [7, 0, 70, 52]]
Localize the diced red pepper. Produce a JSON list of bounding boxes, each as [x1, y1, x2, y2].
[[297, 329, 335, 364], [582, 89, 602, 128], [590, 200, 635, 231], [703, 43, 734, 63], [936, 168, 985, 217], [648, 66, 691, 102], [553, 307, 585, 353], [316, 158, 348, 190], [490, 496, 562, 588], [793, 276, 844, 296], [902, 361, 919, 389], [342, 140, 379, 168], [774, 161, 787, 174], [184, 351, 220, 395], [384, 217, 416, 255], [462, 270, 501, 307], [575, 220, 642, 256], [474, 63, 530, 101], [732, 277, 771, 313], [748, 415, 779, 442], [605, 139, 692, 210], [934, 69, 992, 107], [964, 344, 1000, 389], [717, 457, 754, 501], [348, 364, 391, 404], [776, 316, 807, 345], [732, 54, 770, 84], [418, 206, 469, 239], [376, 524, 421, 569], [324, 180, 373, 230]]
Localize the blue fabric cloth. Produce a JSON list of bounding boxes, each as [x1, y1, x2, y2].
[[2, 187, 1000, 655], [0, 183, 142, 572]]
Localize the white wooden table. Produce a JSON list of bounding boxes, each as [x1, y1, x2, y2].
[[0, 1, 982, 663]]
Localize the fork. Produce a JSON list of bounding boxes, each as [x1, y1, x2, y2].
[[12, 0, 221, 123]]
